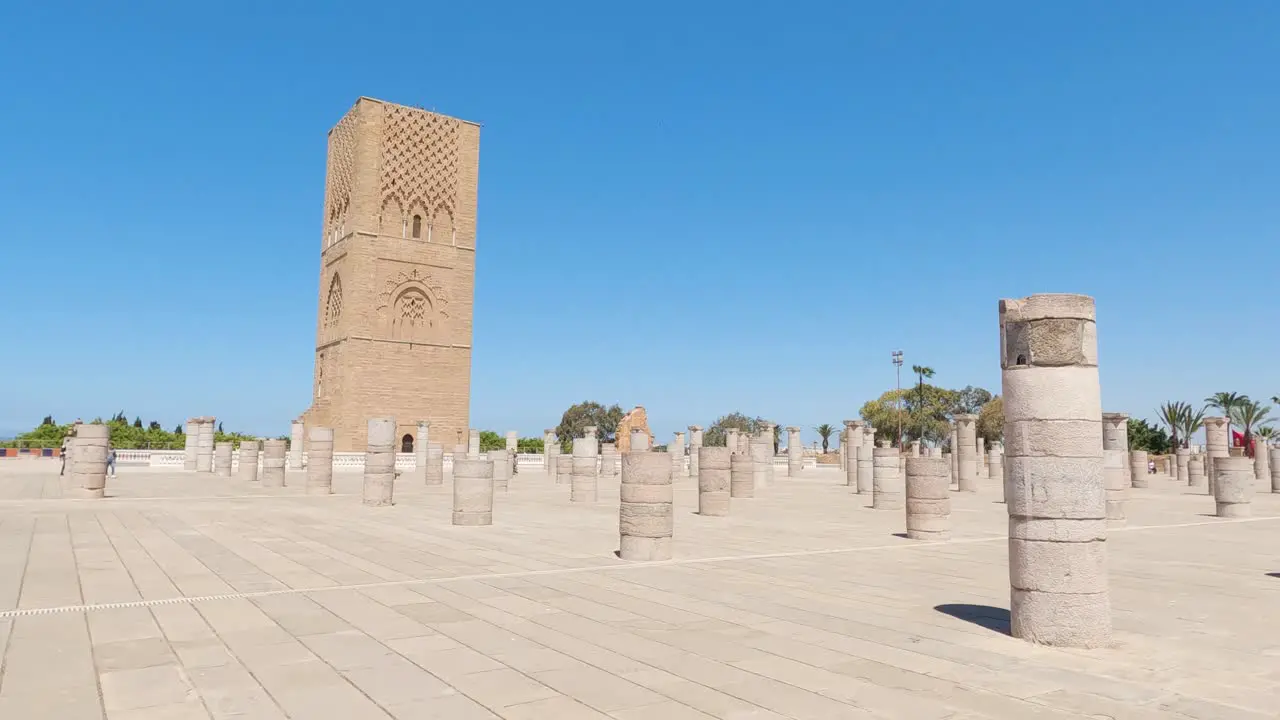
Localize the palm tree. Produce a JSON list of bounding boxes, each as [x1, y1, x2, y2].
[[1180, 406, 1206, 449], [1204, 392, 1249, 448], [1229, 400, 1274, 458], [1157, 401, 1187, 451], [813, 424, 837, 453]]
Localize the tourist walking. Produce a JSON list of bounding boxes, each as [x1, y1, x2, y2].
[[59, 435, 70, 475], [106, 444, 117, 477]]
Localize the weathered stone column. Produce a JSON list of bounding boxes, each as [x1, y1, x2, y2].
[[289, 420, 305, 470], [1128, 450, 1148, 489], [414, 421, 430, 483], [468, 429, 481, 459], [1270, 445, 1280, 493], [619, 450, 673, 560], [631, 428, 651, 452], [749, 430, 770, 491], [555, 453, 573, 486], [786, 426, 803, 476], [363, 418, 396, 507], [977, 437, 987, 478], [730, 451, 754, 498], [261, 439, 286, 488], [989, 442, 1005, 494], [1204, 416, 1229, 494], [1253, 441, 1270, 486], [1001, 293, 1109, 648], [698, 446, 731, 516], [571, 431, 598, 502], [726, 428, 740, 455], [600, 443, 618, 477], [669, 431, 684, 476], [905, 456, 950, 540], [955, 414, 978, 491], [844, 421, 862, 487], [490, 449, 511, 492], [543, 429, 555, 471], [908, 440, 921, 458], [858, 425, 875, 494], [688, 426, 703, 478], [546, 435, 561, 481], [949, 426, 959, 482], [306, 428, 333, 495], [453, 456, 494, 526], [1176, 448, 1190, 485], [1213, 456, 1254, 518], [872, 443, 904, 510], [183, 419, 197, 470], [425, 442, 444, 485], [73, 424, 109, 498], [737, 432, 750, 457], [942, 451, 953, 485], [1188, 454, 1206, 490], [1103, 450, 1128, 525], [1101, 413, 1130, 489], [213, 442, 233, 477], [764, 424, 777, 486], [506, 431, 518, 454], [196, 418, 215, 472], [238, 440, 260, 483]]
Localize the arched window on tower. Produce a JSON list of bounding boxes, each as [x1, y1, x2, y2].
[[401, 434, 414, 453], [411, 215, 423, 239]]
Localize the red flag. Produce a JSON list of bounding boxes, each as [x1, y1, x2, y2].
[[1232, 430, 1245, 447]]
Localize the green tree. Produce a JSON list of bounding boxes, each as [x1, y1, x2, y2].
[[516, 437, 544, 453], [813, 423, 836, 453], [954, 386, 994, 415], [1156, 401, 1187, 450], [1204, 392, 1249, 447], [555, 401, 625, 451], [478, 430, 504, 452], [173, 424, 183, 435], [40, 415, 54, 426], [1229, 400, 1274, 458], [704, 412, 770, 448], [148, 421, 162, 431], [1180, 406, 1206, 448], [1127, 418, 1171, 454], [861, 385, 960, 446], [132, 417, 143, 429], [976, 396, 1004, 443]]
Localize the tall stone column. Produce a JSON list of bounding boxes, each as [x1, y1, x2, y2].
[[1188, 455, 1206, 490], [1101, 413, 1130, 487], [619, 450, 673, 560], [261, 439, 287, 488], [858, 425, 875, 494], [908, 440, 921, 458], [955, 415, 978, 491], [546, 435, 561, 481], [468, 429, 481, 458], [453, 457, 494, 526], [764, 424, 777, 486], [1213, 456, 1254, 517], [1253, 441, 1270, 486], [571, 430, 599, 503], [426, 442, 444, 485], [671, 431, 685, 476], [183, 419, 197, 470], [491, 449, 511, 492], [213, 442, 233, 477], [989, 442, 1005, 495], [73, 424, 109, 498], [289, 420, 305, 470], [977, 437, 987, 478], [632, 428, 651, 451], [506, 430, 518, 454], [1128, 450, 1149, 489], [726, 428, 740, 455], [1270, 445, 1280, 493], [414, 421, 430, 483], [1175, 448, 1190, 485], [238, 440, 260, 484], [196, 418, 215, 473], [363, 418, 396, 507], [306, 428, 333, 495], [698, 446, 730, 516], [905, 456, 950, 540], [730, 451, 754, 498], [1001, 293, 1109, 648], [600, 443, 618, 477], [555, 453, 573, 485], [872, 442, 904, 510], [845, 421, 863, 488], [786, 426, 803, 476], [949, 426, 959, 483], [749, 430, 770, 491], [688, 426, 703, 478], [1204, 416, 1229, 495], [543, 429, 555, 470], [1103, 447, 1127, 526]]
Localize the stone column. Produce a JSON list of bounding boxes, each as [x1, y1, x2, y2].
[[688, 426, 703, 478], [453, 456, 494, 526], [490, 449, 510, 492], [571, 432, 598, 502], [1253, 441, 1270, 486], [261, 439, 286, 488], [1128, 450, 1149, 489], [631, 428, 651, 452], [1188, 455, 1206, 490], [786, 426, 803, 476], [213, 442, 233, 477], [468, 429, 481, 458], [737, 432, 750, 457], [949, 426, 959, 482], [989, 442, 1005, 496], [858, 426, 875, 494], [942, 451, 953, 485], [908, 440, 921, 458], [414, 421, 430, 483], [426, 442, 444, 485], [1204, 416, 1229, 495], [600, 443, 618, 477], [698, 446, 731, 516], [1213, 456, 1254, 517], [555, 454, 573, 486], [726, 428, 740, 455], [1176, 448, 1190, 485], [506, 430, 518, 454], [295, 427, 329, 496], [955, 414, 978, 491], [730, 451, 754, 498], [844, 421, 862, 487], [1001, 293, 1109, 648], [1101, 413, 1130, 490], [196, 418, 215, 472], [977, 437, 987, 478], [764, 424, 777, 487], [871, 442, 904, 510], [289, 420, 305, 470], [73, 424, 109, 498], [238, 440, 260, 484], [183, 419, 197, 470], [543, 429, 555, 470], [749, 430, 770, 491], [546, 435, 561, 481], [1270, 445, 1280, 493], [670, 431, 685, 476], [619, 450, 673, 561], [905, 456, 950, 540], [363, 418, 396, 507]]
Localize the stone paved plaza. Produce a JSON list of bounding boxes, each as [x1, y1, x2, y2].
[[1, 461, 1278, 719]]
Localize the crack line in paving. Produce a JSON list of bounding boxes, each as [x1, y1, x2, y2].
[[1, 513, 1274, 619]]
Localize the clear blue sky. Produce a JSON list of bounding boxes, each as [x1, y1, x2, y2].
[[2, 2, 1277, 444]]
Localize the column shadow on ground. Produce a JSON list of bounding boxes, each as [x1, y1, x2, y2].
[[934, 604, 1011, 635], [1267, 572, 1280, 578]]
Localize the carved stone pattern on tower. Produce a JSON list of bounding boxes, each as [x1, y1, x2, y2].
[[376, 268, 450, 342], [379, 104, 460, 224], [325, 111, 357, 238], [324, 274, 343, 329], [314, 353, 325, 399]]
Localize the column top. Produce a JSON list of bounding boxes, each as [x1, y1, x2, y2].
[[786, 426, 800, 433], [953, 414, 977, 422], [417, 420, 430, 428], [688, 425, 702, 431], [1101, 412, 1129, 422]]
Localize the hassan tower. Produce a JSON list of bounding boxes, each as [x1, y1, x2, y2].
[[303, 97, 480, 452]]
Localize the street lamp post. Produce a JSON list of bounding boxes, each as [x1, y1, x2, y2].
[[891, 350, 904, 449]]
